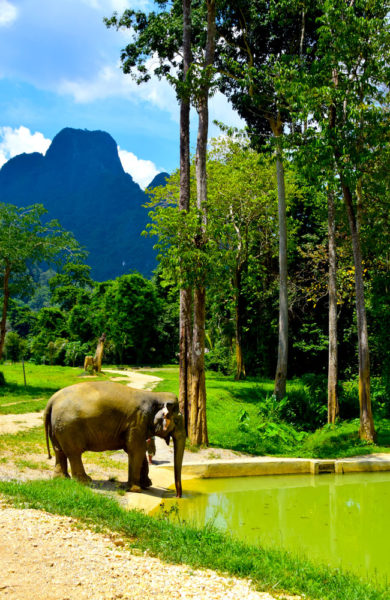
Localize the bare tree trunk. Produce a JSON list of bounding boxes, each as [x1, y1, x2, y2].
[[0, 262, 11, 361], [327, 190, 339, 423], [178, 0, 192, 432], [189, 0, 216, 446], [189, 286, 208, 445], [341, 182, 375, 442], [271, 124, 288, 400], [179, 288, 192, 432], [190, 93, 209, 446], [234, 264, 246, 380], [94, 332, 106, 373]]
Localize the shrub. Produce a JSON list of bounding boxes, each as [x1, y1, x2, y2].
[[4, 331, 27, 362]]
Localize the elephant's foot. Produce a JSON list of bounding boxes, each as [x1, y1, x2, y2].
[[141, 476, 152, 489], [53, 470, 70, 479], [128, 484, 142, 493], [75, 473, 92, 484]]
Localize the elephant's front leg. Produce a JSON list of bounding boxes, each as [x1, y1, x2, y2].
[[126, 432, 147, 493]]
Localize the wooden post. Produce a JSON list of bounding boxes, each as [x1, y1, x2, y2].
[[22, 357, 27, 386]]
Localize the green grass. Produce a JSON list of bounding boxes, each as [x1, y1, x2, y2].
[[0, 426, 45, 455], [0, 478, 389, 600], [0, 363, 109, 414], [141, 366, 390, 458], [1, 363, 390, 458]]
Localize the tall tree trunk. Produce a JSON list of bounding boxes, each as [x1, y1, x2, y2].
[[327, 190, 339, 423], [179, 0, 192, 433], [190, 0, 216, 446], [234, 264, 246, 380], [341, 182, 375, 442], [270, 120, 288, 400], [189, 286, 208, 445], [0, 262, 11, 361], [179, 288, 192, 432], [190, 93, 209, 446]]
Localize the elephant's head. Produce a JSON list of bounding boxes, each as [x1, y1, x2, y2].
[[153, 400, 186, 498]]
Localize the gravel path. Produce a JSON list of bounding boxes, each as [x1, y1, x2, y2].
[[0, 500, 279, 600]]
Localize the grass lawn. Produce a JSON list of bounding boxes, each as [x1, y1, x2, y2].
[[1, 362, 390, 457], [0, 363, 109, 414]]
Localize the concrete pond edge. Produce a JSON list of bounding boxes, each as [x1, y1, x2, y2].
[[126, 453, 390, 514]]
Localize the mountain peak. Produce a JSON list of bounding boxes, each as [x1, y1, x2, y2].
[[0, 127, 156, 280], [45, 127, 124, 177]]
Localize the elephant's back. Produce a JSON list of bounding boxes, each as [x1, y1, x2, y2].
[[49, 382, 138, 451]]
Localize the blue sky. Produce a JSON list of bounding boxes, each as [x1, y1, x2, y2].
[[0, 0, 243, 188]]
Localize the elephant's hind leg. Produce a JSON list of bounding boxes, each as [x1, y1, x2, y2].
[[53, 447, 70, 479], [68, 454, 92, 484]]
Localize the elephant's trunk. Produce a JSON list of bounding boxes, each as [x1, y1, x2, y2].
[[172, 414, 186, 498]]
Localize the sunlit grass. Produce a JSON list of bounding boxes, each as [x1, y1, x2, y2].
[[0, 363, 109, 414]]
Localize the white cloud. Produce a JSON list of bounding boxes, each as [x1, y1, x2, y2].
[[118, 147, 159, 189], [0, 126, 51, 166], [57, 59, 179, 121], [0, 0, 18, 26]]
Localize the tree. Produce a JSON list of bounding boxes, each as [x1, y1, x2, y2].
[[327, 188, 339, 423], [281, 0, 390, 441], [178, 0, 193, 433], [0, 203, 82, 360], [106, 0, 217, 444], [100, 273, 161, 365], [49, 262, 93, 311], [215, 0, 321, 399], [206, 137, 280, 379]]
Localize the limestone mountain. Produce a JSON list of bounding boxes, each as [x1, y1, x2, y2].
[[0, 127, 165, 281]]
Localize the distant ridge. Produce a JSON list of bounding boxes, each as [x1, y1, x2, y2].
[[0, 128, 169, 281], [147, 172, 170, 189]]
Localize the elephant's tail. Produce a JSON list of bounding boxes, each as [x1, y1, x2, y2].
[[44, 401, 53, 459]]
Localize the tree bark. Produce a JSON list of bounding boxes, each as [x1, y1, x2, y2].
[[271, 122, 288, 400], [341, 182, 375, 442], [189, 0, 216, 446], [190, 286, 208, 445], [327, 190, 339, 423], [234, 264, 246, 380], [178, 0, 192, 432], [0, 262, 11, 361], [179, 288, 192, 432]]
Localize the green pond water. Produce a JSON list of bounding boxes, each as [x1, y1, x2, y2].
[[162, 472, 390, 584]]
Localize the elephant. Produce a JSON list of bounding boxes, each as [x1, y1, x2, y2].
[[44, 381, 186, 497]]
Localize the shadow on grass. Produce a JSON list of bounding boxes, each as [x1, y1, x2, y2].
[[0, 382, 57, 400]]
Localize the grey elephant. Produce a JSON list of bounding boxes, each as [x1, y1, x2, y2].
[[44, 381, 185, 497]]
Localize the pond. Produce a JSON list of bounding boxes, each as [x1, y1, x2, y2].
[[162, 472, 390, 584]]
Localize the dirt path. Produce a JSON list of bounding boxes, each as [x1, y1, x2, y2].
[[0, 412, 43, 435]]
